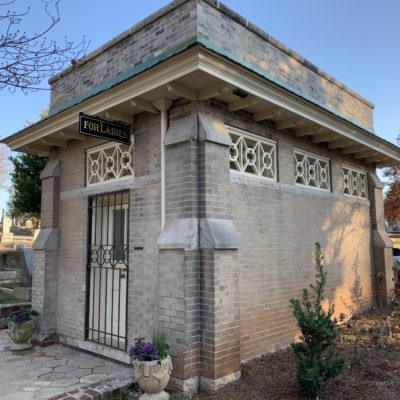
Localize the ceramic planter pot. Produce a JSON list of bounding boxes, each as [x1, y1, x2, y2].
[[8, 320, 35, 350], [133, 355, 172, 400]]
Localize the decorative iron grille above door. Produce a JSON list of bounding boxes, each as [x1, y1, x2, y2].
[[85, 191, 129, 350]]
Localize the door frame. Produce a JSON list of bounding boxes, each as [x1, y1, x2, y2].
[[84, 190, 129, 351]]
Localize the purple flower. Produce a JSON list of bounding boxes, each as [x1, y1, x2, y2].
[[129, 339, 160, 361], [143, 343, 154, 353]]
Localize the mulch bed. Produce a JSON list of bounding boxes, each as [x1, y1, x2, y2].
[[194, 307, 400, 400]]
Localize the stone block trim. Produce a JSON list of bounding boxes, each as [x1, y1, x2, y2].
[[33, 155, 61, 340], [158, 103, 242, 390], [368, 172, 394, 307]]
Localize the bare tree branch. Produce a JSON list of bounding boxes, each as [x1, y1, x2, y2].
[[0, 0, 87, 92], [0, 144, 11, 189]]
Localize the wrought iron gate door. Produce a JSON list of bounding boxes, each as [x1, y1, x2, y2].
[[86, 191, 129, 350]]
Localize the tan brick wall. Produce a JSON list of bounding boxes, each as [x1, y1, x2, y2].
[[197, 1, 373, 130], [49, 0, 373, 131], [50, 0, 198, 109], [206, 101, 375, 361], [49, 98, 377, 386], [56, 112, 162, 346], [57, 196, 87, 339]]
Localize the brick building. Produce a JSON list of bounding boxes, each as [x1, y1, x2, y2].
[[3, 0, 400, 393]]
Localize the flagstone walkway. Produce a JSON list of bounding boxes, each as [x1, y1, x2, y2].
[[0, 329, 135, 400]]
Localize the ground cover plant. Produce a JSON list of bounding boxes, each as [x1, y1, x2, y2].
[[115, 308, 400, 400], [114, 246, 400, 400], [193, 306, 400, 400], [0, 291, 23, 304]]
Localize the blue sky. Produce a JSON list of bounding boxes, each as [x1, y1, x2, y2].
[[0, 0, 399, 211]]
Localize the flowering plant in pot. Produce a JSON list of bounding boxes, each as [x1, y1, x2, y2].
[[129, 329, 172, 400], [8, 308, 39, 350]]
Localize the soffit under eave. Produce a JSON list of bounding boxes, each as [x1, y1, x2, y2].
[[194, 50, 400, 167]]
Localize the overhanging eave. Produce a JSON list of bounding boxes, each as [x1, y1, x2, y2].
[[2, 46, 399, 167]]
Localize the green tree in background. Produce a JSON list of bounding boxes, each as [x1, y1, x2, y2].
[[383, 134, 400, 228], [8, 154, 48, 219], [8, 109, 49, 220]]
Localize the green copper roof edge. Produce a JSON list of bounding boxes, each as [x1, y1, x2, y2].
[[49, 36, 199, 117], [196, 37, 375, 135], [49, 35, 375, 136]]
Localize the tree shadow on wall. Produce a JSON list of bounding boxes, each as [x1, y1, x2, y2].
[[340, 252, 364, 316], [321, 200, 370, 317]]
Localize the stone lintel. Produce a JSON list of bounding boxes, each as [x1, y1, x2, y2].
[[32, 228, 59, 251], [198, 112, 232, 146], [200, 218, 240, 249], [158, 218, 198, 250], [372, 229, 393, 249], [158, 218, 240, 250], [368, 170, 384, 190], [164, 114, 198, 146], [40, 159, 60, 180], [164, 112, 232, 147]]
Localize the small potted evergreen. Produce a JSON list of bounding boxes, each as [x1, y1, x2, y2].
[[8, 308, 39, 350], [129, 329, 172, 400]]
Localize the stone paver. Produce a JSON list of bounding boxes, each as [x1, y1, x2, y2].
[[79, 374, 108, 384], [66, 369, 91, 379], [0, 330, 134, 399]]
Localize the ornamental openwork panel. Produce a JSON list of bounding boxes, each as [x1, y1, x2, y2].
[[294, 149, 330, 191], [86, 142, 134, 186], [228, 126, 277, 180], [342, 165, 367, 198]]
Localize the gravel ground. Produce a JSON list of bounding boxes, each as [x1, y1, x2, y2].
[[194, 307, 400, 400]]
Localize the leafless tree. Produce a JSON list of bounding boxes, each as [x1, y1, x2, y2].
[[0, 0, 86, 92], [0, 144, 11, 189]]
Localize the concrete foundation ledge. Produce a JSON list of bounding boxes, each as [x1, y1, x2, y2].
[[168, 375, 199, 393], [200, 371, 241, 392], [32, 331, 57, 346], [58, 334, 131, 364]]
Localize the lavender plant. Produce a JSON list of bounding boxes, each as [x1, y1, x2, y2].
[[129, 338, 160, 361], [8, 308, 38, 325]]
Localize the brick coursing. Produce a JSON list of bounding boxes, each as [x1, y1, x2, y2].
[[50, 0, 198, 109], [49, 0, 373, 132], [36, 97, 383, 390]]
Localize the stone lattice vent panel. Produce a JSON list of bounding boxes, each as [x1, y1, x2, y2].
[[228, 125, 277, 181], [342, 165, 368, 198], [294, 148, 330, 191]]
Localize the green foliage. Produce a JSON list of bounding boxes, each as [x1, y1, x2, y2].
[[106, 390, 137, 400], [290, 243, 344, 399], [168, 394, 191, 400], [152, 327, 169, 360], [8, 153, 48, 218], [0, 280, 19, 289], [0, 292, 24, 304]]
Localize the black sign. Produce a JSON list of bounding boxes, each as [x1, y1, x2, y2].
[[79, 113, 131, 144]]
